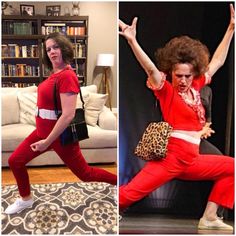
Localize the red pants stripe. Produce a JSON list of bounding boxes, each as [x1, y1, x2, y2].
[[119, 137, 234, 210], [8, 130, 117, 197]]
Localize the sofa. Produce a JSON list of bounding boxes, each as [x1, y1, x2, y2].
[[2, 85, 117, 166]]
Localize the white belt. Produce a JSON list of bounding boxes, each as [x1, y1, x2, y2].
[[171, 132, 200, 145], [35, 107, 61, 120]]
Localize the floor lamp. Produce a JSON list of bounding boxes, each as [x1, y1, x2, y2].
[[96, 53, 115, 110]]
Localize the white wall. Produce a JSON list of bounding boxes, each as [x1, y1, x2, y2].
[[4, 1, 117, 108]]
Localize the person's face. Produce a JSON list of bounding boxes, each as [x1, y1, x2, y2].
[[171, 63, 194, 93], [45, 39, 63, 68]]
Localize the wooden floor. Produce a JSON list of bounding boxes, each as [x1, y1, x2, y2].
[[2, 163, 117, 185], [119, 213, 234, 234]]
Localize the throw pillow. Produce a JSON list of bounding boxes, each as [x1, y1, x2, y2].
[[85, 93, 108, 126], [76, 90, 90, 109], [17, 92, 37, 126], [80, 84, 97, 94], [2, 92, 20, 125]]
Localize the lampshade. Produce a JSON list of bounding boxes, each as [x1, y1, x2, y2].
[[96, 53, 115, 67]]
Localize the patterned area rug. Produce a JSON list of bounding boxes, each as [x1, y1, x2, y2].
[[2, 182, 117, 234]]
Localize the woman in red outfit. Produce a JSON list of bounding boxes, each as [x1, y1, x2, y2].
[[5, 32, 117, 214], [119, 4, 234, 230]]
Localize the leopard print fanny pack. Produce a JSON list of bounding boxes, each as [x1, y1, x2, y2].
[[134, 121, 173, 161]]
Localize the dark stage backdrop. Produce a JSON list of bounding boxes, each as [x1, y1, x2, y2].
[[119, 2, 234, 218]]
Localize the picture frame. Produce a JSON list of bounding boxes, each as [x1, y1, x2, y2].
[[46, 5, 61, 16], [20, 5, 35, 16]]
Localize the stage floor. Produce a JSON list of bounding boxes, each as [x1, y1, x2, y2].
[[119, 213, 234, 234]]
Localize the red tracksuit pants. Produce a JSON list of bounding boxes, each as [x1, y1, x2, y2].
[[8, 130, 117, 197], [119, 137, 234, 210]]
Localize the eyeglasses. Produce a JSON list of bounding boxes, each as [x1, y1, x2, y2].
[[46, 45, 60, 53]]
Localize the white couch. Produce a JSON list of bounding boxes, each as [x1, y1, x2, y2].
[[2, 85, 117, 166]]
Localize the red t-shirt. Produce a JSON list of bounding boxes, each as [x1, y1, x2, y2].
[[150, 75, 209, 131], [36, 67, 80, 138]]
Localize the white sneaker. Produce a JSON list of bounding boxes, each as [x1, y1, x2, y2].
[[198, 217, 233, 231], [5, 198, 34, 214]]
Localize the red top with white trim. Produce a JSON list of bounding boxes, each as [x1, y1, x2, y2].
[[36, 67, 79, 138], [147, 74, 211, 131]]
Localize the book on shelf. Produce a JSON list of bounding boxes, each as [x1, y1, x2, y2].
[[31, 45, 39, 57], [22, 45, 39, 58], [70, 62, 85, 76], [16, 64, 26, 76], [67, 26, 85, 36], [42, 23, 85, 36], [2, 45, 9, 57], [7, 44, 19, 57], [3, 21, 37, 35], [77, 63, 85, 77], [2, 20, 14, 34], [42, 23, 67, 35], [42, 66, 51, 77], [2, 63, 39, 77], [2, 82, 37, 88], [73, 43, 86, 58], [2, 44, 39, 58]]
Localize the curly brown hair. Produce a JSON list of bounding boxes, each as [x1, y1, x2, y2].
[[155, 36, 210, 77], [43, 32, 74, 70]]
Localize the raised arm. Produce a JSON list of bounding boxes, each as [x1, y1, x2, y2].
[[119, 17, 163, 88], [207, 4, 235, 77]]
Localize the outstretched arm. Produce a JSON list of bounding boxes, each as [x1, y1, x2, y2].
[[119, 17, 163, 88], [207, 4, 235, 77]]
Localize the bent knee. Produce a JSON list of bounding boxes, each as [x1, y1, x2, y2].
[[8, 153, 25, 169], [225, 156, 234, 176], [8, 154, 16, 167]]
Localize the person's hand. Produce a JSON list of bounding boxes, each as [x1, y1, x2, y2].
[[229, 4, 235, 30], [200, 122, 215, 139], [30, 139, 49, 152], [119, 17, 138, 43]]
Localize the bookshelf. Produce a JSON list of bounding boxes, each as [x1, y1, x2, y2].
[[2, 15, 88, 87]]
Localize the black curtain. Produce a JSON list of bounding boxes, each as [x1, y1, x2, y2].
[[119, 2, 234, 217]]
